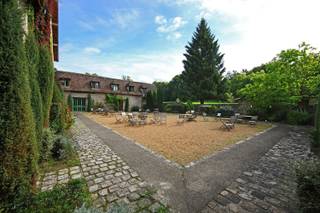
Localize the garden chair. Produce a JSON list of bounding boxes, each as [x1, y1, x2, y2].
[[249, 116, 258, 125], [219, 118, 234, 131], [202, 112, 209, 121], [159, 113, 167, 125], [177, 114, 186, 125], [128, 114, 138, 126], [115, 113, 124, 123]]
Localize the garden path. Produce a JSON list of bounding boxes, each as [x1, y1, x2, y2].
[[77, 114, 312, 213]]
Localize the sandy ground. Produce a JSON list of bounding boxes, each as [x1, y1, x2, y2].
[[85, 113, 271, 165]]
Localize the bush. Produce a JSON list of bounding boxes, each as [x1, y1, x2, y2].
[[313, 96, 320, 147], [164, 103, 186, 113], [38, 45, 55, 128], [124, 98, 129, 112], [87, 94, 94, 112], [287, 110, 311, 125], [93, 102, 104, 110], [0, 1, 38, 209], [185, 100, 194, 111], [296, 160, 320, 212], [51, 135, 73, 160], [40, 128, 54, 162], [131, 106, 140, 112], [50, 83, 67, 134], [28, 179, 91, 213], [68, 94, 73, 111]]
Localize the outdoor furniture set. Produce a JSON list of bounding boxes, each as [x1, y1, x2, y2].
[[115, 111, 167, 126]]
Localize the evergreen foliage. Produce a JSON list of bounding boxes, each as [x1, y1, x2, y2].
[[25, 20, 43, 144], [182, 18, 226, 104], [145, 91, 154, 110], [38, 45, 54, 127], [314, 95, 320, 147], [50, 83, 66, 134], [67, 94, 73, 111], [125, 98, 129, 112], [0, 0, 38, 209]]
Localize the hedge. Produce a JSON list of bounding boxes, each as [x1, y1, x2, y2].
[[0, 1, 38, 210]]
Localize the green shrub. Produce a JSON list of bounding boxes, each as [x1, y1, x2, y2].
[[125, 98, 129, 112], [296, 160, 320, 212], [185, 100, 194, 111], [40, 128, 54, 162], [51, 135, 73, 160], [38, 45, 55, 128], [287, 110, 311, 125], [0, 0, 38, 209], [131, 106, 140, 112], [313, 96, 320, 147], [68, 94, 73, 111], [28, 179, 91, 213], [50, 83, 67, 134], [105, 95, 122, 111], [25, 18, 43, 145], [164, 103, 186, 113]]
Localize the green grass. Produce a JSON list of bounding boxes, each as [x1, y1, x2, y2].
[[26, 179, 92, 213]]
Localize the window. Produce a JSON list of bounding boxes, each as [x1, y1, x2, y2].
[[60, 78, 70, 87], [111, 84, 119, 92], [90, 81, 100, 89], [127, 85, 134, 92], [140, 87, 147, 94]]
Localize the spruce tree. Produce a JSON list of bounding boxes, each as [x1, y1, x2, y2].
[[125, 98, 129, 112], [38, 45, 54, 127], [87, 94, 93, 112], [0, 0, 38, 208], [182, 18, 226, 104], [25, 17, 43, 146]]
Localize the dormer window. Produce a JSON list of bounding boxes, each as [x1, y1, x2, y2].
[[60, 78, 70, 87], [111, 84, 119, 92], [127, 85, 134, 92], [90, 81, 100, 89]]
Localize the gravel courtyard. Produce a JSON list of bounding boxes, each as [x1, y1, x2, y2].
[[85, 113, 270, 165]]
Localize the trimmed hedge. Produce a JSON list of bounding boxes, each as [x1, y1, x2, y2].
[[25, 20, 43, 146], [164, 103, 186, 113], [0, 0, 38, 210], [50, 83, 67, 134], [38, 45, 55, 128]]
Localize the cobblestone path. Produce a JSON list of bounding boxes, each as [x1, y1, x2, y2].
[[201, 127, 313, 213], [72, 119, 169, 211]]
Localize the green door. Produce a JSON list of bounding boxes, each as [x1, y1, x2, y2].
[[73, 97, 86, 112]]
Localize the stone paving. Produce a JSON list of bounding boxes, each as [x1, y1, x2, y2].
[[72, 119, 169, 212], [38, 166, 82, 191], [201, 127, 315, 213]]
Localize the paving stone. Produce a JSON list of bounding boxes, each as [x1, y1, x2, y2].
[[89, 185, 99, 193], [128, 193, 140, 201], [98, 188, 109, 196]]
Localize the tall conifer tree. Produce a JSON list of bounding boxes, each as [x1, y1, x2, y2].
[[182, 18, 226, 104], [0, 0, 38, 208]]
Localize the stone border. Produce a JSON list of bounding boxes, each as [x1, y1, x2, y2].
[[98, 121, 277, 170]]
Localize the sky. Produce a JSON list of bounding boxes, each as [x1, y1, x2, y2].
[[55, 0, 320, 83]]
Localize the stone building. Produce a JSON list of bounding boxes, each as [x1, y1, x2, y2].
[[56, 70, 155, 111]]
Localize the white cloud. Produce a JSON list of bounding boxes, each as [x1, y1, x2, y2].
[[111, 9, 140, 29], [55, 50, 184, 83], [164, 0, 320, 71], [84, 47, 101, 54], [155, 15, 187, 40]]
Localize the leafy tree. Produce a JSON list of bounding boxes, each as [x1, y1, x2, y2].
[[240, 43, 320, 117], [38, 45, 54, 127], [0, 0, 38, 209], [167, 74, 188, 101], [182, 18, 226, 104], [105, 94, 122, 111], [25, 19, 43, 144]]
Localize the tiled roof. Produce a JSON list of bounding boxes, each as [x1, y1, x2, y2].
[[55, 70, 155, 97]]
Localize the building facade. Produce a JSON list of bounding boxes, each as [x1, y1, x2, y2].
[[56, 71, 155, 111]]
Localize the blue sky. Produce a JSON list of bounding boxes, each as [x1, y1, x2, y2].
[[55, 0, 320, 83]]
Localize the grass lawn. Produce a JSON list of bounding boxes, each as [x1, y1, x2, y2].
[[85, 113, 271, 165]]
